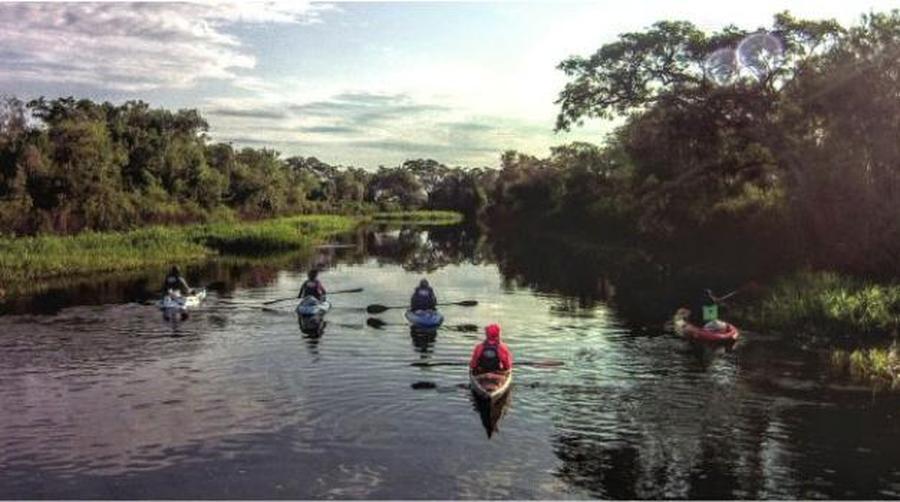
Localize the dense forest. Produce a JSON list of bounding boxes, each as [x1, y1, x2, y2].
[[1, 10, 898, 279], [0, 96, 491, 233]]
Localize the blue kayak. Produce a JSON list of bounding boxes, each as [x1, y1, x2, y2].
[[405, 309, 444, 329], [296, 297, 331, 317]]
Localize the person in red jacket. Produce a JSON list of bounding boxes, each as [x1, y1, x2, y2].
[[469, 323, 512, 373]]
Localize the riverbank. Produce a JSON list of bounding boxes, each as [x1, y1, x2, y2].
[[732, 270, 900, 385], [0, 211, 460, 295], [371, 210, 463, 224]]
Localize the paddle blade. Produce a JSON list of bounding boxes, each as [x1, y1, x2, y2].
[[455, 323, 480, 332], [366, 304, 390, 314], [455, 300, 478, 307], [366, 317, 387, 329], [330, 288, 364, 295]]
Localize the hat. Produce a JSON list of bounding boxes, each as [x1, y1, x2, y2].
[[485, 323, 501, 341]]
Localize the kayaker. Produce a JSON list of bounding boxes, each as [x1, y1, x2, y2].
[[469, 324, 513, 373], [162, 266, 191, 295], [675, 308, 730, 333], [410, 278, 437, 311], [298, 269, 326, 301]]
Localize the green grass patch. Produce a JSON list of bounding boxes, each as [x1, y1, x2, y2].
[[370, 210, 463, 224], [738, 271, 900, 337], [831, 346, 900, 387], [0, 214, 358, 294]]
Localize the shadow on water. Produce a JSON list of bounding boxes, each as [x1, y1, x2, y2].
[[470, 389, 513, 439]]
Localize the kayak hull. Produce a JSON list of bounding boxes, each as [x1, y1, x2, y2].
[[405, 309, 444, 329], [679, 320, 740, 342], [159, 289, 206, 312], [296, 297, 331, 317], [470, 369, 512, 401]]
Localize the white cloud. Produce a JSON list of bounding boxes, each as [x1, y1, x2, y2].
[[0, 2, 331, 91]]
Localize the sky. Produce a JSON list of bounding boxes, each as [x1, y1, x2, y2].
[[1, 1, 898, 169]]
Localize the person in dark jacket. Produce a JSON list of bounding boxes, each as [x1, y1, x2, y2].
[[410, 278, 437, 311], [162, 266, 191, 295], [298, 269, 326, 301]]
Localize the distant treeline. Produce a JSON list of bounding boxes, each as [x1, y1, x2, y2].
[[1, 11, 898, 277], [0, 96, 491, 234]]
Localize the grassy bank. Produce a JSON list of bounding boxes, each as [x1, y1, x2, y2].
[[734, 270, 900, 386], [0, 214, 359, 293], [737, 271, 900, 337], [370, 210, 463, 224], [831, 346, 900, 389]]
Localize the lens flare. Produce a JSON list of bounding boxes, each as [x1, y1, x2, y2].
[[736, 32, 783, 80], [704, 48, 738, 86]]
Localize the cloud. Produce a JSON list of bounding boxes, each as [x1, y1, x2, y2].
[[298, 125, 359, 134], [0, 2, 331, 92], [207, 107, 289, 120], [201, 89, 609, 168], [289, 92, 449, 125]]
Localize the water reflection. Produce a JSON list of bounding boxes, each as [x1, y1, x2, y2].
[[409, 327, 437, 354], [471, 389, 513, 439]]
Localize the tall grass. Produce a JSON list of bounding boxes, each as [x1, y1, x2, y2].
[[0, 215, 357, 291], [831, 345, 899, 387], [740, 271, 900, 336], [370, 210, 463, 224]]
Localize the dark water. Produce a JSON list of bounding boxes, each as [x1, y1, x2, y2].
[[1, 225, 899, 499]]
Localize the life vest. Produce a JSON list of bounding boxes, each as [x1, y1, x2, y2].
[[478, 341, 501, 371], [302, 280, 322, 298], [411, 287, 435, 309], [165, 275, 179, 287]]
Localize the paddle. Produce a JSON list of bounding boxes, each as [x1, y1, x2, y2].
[[366, 317, 480, 332], [409, 360, 564, 368], [705, 280, 761, 305], [262, 288, 364, 305], [366, 300, 478, 314]]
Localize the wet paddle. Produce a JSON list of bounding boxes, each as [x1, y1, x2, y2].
[[409, 360, 564, 368], [366, 300, 478, 314], [262, 288, 364, 305]]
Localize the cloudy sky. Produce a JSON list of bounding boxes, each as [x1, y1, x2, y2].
[[0, 1, 896, 168]]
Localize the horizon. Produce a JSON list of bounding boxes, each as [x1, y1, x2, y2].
[[1, 0, 897, 169]]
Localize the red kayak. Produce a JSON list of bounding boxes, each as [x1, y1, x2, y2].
[[681, 321, 740, 342]]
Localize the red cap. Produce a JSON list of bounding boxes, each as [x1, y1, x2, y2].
[[485, 323, 501, 341]]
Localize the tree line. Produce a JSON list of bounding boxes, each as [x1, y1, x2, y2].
[[0, 97, 491, 234], [1, 10, 898, 277], [488, 10, 900, 276]]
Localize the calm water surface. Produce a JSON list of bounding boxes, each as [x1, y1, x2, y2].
[[1, 225, 899, 499]]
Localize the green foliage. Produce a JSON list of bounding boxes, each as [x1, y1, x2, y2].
[[549, 10, 900, 274], [741, 271, 900, 336], [0, 214, 358, 291], [370, 210, 463, 224], [0, 98, 485, 237], [831, 345, 899, 387]]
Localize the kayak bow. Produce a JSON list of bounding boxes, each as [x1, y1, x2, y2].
[[470, 369, 513, 401]]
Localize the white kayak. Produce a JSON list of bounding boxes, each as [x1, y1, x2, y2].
[[159, 289, 207, 312], [470, 369, 513, 401], [296, 296, 331, 316]]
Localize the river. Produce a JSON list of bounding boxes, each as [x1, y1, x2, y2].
[[1, 224, 898, 499]]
